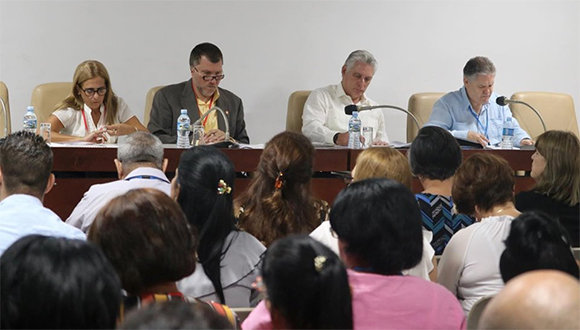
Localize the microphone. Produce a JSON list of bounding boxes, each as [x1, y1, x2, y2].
[[192, 106, 237, 148], [344, 104, 421, 131], [495, 96, 547, 133]]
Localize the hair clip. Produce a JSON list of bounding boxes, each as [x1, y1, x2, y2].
[[314, 255, 327, 273], [274, 171, 284, 190], [217, 179, 232, 195]]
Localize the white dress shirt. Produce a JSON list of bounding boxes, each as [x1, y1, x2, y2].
[[302, 84, 387, 144], [437, 215, 513, 314], [52, 96, 135, 144], [0, 194, 86, 256], [310, 221, 435, 280], [66, 167, 171, 233]]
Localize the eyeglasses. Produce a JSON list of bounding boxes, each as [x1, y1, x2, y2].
[[79, 86, 107, 97], [192, 67, 225, 82]]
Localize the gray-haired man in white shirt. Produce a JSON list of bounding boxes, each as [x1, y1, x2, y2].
[[302, 50, 388, 146], [66, 132, 171, 233]]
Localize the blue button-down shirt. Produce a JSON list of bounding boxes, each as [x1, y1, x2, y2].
[[425, 87, 530, 146]]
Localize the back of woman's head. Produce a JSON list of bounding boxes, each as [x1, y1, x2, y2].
[[238, 131, 318, 246], [176, 146, 236, 303], [330, 178, 423, 275], [409, 126, 462, 180], [452, 153, 515, 215], [534, 130, 580, 205], [262, 235, 352, 329], [89, 188, 196, 295], [500, 211, 579, 283], [352, 147, 413, 189], [0, 235, 121, 329]]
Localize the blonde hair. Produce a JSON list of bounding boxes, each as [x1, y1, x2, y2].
[[54, 60, 118, 125], [534, 130, 580, 206], [353, 147, 413, 189]]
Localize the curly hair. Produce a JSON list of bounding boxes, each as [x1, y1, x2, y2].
[[236, 131, 320, 247]]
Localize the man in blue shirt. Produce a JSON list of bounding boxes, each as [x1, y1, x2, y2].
[[426, 56, 533, 147]]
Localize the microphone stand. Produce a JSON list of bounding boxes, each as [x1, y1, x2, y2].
[[192, 106, 237, 148], [0, 96, 8, 136], [346, 105, 421, 132], [504, 99, 547, 133]]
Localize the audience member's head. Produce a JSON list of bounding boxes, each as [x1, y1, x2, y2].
[[262, 235, 352, 329], [0, 235, 121, 329], [330, 178, 423, 275], [500, 211, 579, 283], [352, 147, 413, 189], [115, 131, 166, 177], [409, 126, 462, 181], [89, 188, 196, 295], [0, 131, 53, 199], [532, 130, 580, 206], [479, 270, 580, 329], [452, 153, 514, 217], [237, 131, 319, 246], [120, 300, 233, 330], [173, 145, 236, 303]]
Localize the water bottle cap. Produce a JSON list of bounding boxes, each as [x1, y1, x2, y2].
[[27, 106, 34, 112], [352, 111, 359, 116], [180, 109, 188, 114]]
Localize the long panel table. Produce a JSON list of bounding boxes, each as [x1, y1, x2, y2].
[[45, 146, 534, 220]]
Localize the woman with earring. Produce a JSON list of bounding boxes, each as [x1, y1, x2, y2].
[[48, 60, 147, 143], [438, 153, 520, 314]]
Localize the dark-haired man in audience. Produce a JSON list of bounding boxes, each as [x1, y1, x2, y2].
[[426, 56, 533, 147], [66, 132, 170, 233], [148, 42, 249, 144], [0, 132, 85, 255]]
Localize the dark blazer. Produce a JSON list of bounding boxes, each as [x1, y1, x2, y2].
[[148, 79, 249, 144]]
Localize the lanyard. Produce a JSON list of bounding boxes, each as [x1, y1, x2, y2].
[[125, 175, 170, 183], [469, 105, 489, 139], [81, 106, 106, 132], [191, 81, 215, 128]]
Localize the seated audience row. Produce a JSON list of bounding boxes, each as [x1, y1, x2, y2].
[[310, 146, 437, 280], [243, 178, 466, 329]]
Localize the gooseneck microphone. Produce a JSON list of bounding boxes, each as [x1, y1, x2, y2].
[[496, 96, 547, 133], [192, 106, 237, 148], [344, 104, 421, 131]]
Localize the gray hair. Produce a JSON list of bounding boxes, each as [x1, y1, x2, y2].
[[117, 132, 164, 168], [463, 56, 496, 79], [344, 50, 378, 72]]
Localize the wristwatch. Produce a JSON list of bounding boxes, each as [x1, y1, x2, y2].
[[333, 133, 340, 144]]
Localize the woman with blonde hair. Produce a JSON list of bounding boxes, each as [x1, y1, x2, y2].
[[236, 131, 328, 247], [48, 60, 147, 143], [311, 147, 437, 281], [515, 130, 580, 246]]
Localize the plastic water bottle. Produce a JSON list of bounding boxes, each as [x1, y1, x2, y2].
[[23, 106, 37, 134], [347, 111, 362, 149], [500, 117, 515, 149], [176, 109, 191, 148]]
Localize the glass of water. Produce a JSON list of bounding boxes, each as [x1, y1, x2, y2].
[[39, 122, 51, 144], [192, 124, 205, 146], [362, 127, 373, 148]]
